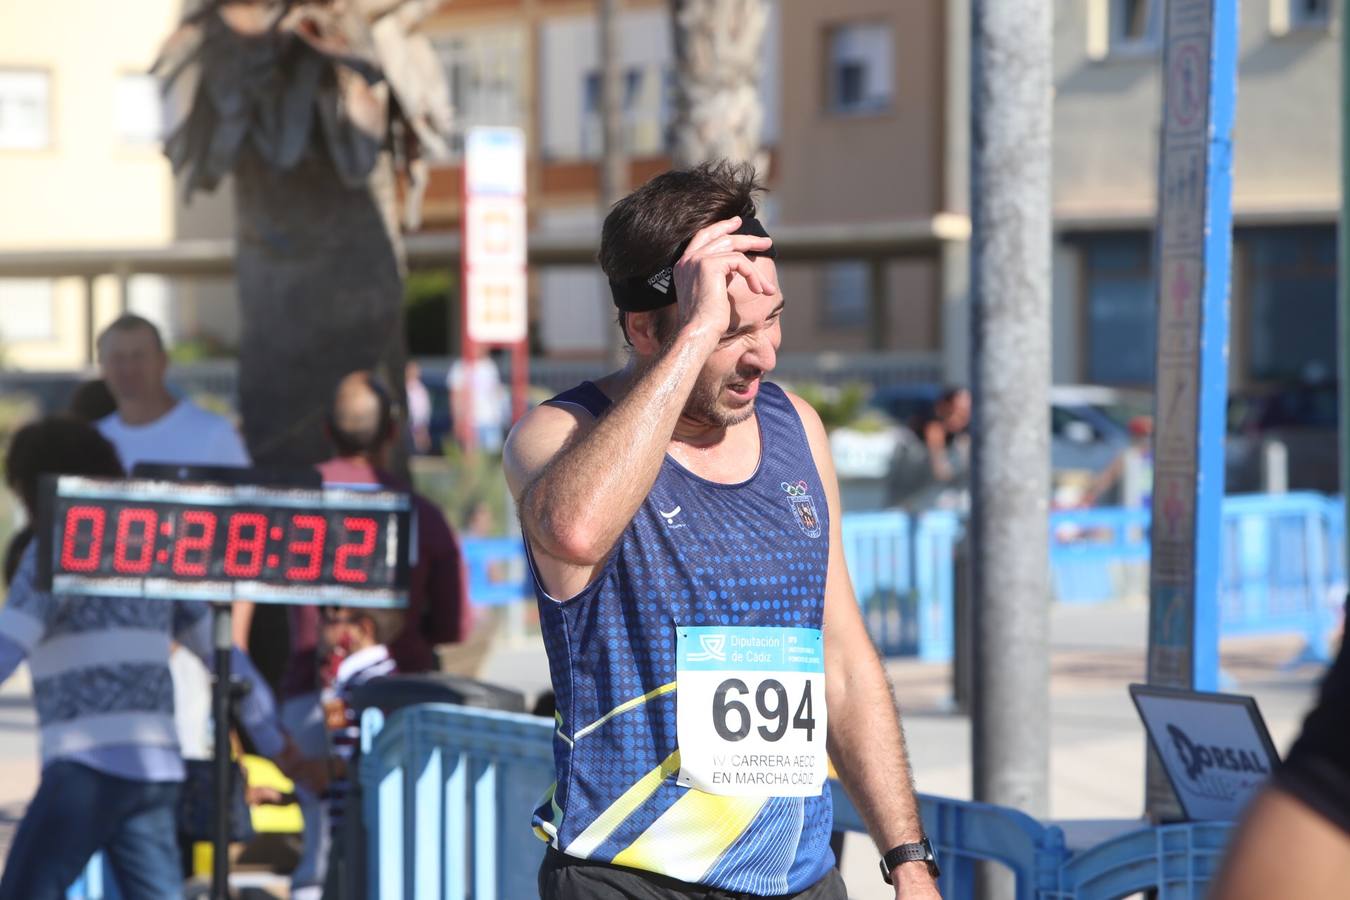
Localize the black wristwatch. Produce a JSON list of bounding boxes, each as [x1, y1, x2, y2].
[[879, 837, 940, 884]]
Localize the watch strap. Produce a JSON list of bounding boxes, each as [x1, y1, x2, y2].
[[879, 838, 940, 884]]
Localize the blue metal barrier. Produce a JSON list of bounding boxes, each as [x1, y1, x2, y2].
[[1049, 507, 1150, 605], [359, 703, 554, 900], [1050, 494, 1345, 662], [1219, 494, 1340, 662], [65, 854, 116, 900], [362, 703, 1233, 899], [462, 537, 530, 607], [841, 511, 915, 656], [1044, 822, 1234, 899], [914, 511, 962, 663]]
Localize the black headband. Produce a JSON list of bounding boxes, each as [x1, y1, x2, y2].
[[609, 216, 777, 312]]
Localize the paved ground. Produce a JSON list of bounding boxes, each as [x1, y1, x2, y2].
[[0, 602, 1328, 899]]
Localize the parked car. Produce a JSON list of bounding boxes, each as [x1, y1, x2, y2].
[[867, 383, 1149, 482]]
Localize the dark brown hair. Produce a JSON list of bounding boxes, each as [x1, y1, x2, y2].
[[6, 417, 124, 515], [599, 161, 765, 282], [601, 161, 765, 345]]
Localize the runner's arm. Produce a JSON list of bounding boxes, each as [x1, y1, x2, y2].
[[790, 393, 940, 899], [1208, 788, 1350, 898]]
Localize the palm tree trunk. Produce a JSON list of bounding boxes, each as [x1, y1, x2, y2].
[[669, 0, 770, 170], [233, 145, 407, 468]]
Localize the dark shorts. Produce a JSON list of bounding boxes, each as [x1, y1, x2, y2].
[[538, 847, 848, 900], [1274, 615, 1350, 835]]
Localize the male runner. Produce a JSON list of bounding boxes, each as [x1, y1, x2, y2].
[[505, 163, 941, 899]]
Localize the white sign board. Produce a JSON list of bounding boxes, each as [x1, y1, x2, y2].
[[1130, 684, 1278, 821], [467, 197, 526, 268], [465, 127, 526, 197], [464, 126, 528, 343], [466, 268, 527, 345]]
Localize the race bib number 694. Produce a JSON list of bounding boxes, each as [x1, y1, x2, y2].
[[676, 626, 828, 797]]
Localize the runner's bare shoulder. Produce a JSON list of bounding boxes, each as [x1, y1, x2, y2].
[[503, 400, 599, 499]]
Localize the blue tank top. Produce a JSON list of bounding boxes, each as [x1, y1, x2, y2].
[[528, 381, 835, 894]]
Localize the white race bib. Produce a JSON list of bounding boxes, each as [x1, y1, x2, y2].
[[675, 626, 828, 797]]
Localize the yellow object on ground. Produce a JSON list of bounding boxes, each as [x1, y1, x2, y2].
[[241, 754, 305, 834]]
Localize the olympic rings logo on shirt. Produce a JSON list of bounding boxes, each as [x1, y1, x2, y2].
[[780, 481, 809, 496]]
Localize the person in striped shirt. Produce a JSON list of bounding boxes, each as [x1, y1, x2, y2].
[[0, 418, 295, 900]]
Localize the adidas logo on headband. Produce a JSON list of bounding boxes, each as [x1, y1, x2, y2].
[[646, 267, 674, 295]]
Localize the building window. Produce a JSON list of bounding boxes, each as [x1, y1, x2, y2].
[[433, 29, 528, 161], [821, 262, 870, 329], [0, 279, 55, 341], [115, 74, 164, 145], [1089, 0, 1163, 59], [581, 65, 667, 157], [826, 23, 893, 115], [1271, 0, 1334, 34], [1082, 234, 1155, 385], [1245, 226, 1336, 383], [0, 69, 50, 150]]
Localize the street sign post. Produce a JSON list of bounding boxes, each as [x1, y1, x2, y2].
[[460, 127, 529, 451], [1145, 0, 1238, 819]]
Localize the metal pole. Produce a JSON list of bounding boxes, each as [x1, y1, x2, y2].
[[599, 0, 628, 366], [968, 0, 1052, 821], [1143, 0, 1237, 819], [83, 274, 98, 367], [211, 602, 232, 900]]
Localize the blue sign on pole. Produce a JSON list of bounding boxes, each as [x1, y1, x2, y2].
[[1146, 0, 1238, 818]]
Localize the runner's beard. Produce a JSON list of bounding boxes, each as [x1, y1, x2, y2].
[[683, 369, 758, 428]]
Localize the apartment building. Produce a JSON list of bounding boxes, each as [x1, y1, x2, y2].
[[0, 0, 237, 370]]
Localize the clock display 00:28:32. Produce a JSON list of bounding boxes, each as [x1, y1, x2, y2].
[[55, 502, 389, 585]]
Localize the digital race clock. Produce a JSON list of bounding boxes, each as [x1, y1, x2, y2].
[[35, 476, 413, 607]]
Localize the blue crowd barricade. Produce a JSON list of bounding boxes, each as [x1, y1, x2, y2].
[[1220, 493, 1340, 662], [841, 511, 915, 656], [362, 703, 1235, 899], [841, 510, 962, 662], [65, 853, 118, 900], [360, 703, 554, 900], [1049, 494, 1346, 662], [831, 781, 1068, 900], [462, 537, 531, 607], [913, 510, 962, 663], [1049, 507, 1149, 605], [1044, 821, 1234, 899]]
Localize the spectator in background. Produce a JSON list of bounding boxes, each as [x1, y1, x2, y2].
[[316, 604, 402, 895], [447, 350, 506, 452], [909, 385, 972, 485], [66, 378, 117, 423], [0, 418, 293, 900], [95, 314, 249, 473], [234, 371, 469, 900], [405, 360, 432, 455], [93, 315, 258, 846]]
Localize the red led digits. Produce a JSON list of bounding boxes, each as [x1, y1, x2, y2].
[[223, 513, 268, 578], [285, 515, 327, 581], [112, 508, 158, 574], [172, 511, 218, 576], [60, 506, 106, 573], [333, 517, 378, 583]]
